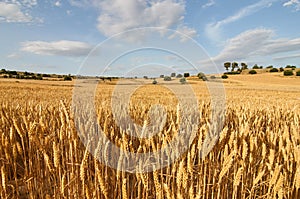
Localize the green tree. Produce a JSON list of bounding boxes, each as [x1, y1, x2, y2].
[[241, 63, 248, 70], [231, 62, 238, 71], [224, 62, 231, 71]]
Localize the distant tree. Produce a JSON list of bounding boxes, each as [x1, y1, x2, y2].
[[183, 73, 190, 77], [210, 75, 216, 79], [249, 70, 257, 74], [152, 79, 158, 84], [296, 71, 300, 76], [284, 70, 293, 76], [266, 65, 273, 69], [171, 73, 176, 77], [253, 64, 259, 69], [176, 74, 183, 78], [259, 66, 263, 69], [179, 77, 186, 84], [221, 74, 228, 79], [160, 75, 164, 78], [241, 63, 248, 70], [164, 76, 172, 81], [64, 75, 72, 81], [143, 76, 148, 79], [279, 67, 284, 72], [269, 68, 279, 72], [231, 62, 238, 71], [224, 62, 231, 71], [0, 69, 6, 74]]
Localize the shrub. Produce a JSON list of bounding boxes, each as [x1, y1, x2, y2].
[[164, 76, 172, 81], [279, 67, 284, 72], [224, 71, 240, 75], [252, 64, 259, 69], [269, 68, 279, 72], [266, 65, 273, 69], [249, 70, 257, 74], [283, 70, 293, 76], [296, 71, 300, 76], [171, 73, 176, 77], [184, 73, 190, 77], [179, 77, 186, 84], [152, 79, 157, 84], [198, 72, 208, 81], [160, 75, 164, 78], [210, 75, 216, 79], [64, 76, 72, 81], [176, 74, 183, 78], [221, 74, 228, 79]]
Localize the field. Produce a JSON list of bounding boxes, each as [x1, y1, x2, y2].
[[0, 73, 299, 198]]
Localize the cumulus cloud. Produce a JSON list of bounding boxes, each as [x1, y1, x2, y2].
[[20, 40, 94, 56], [54, 1, 62, 7], [68, 0, 196, 41], [0, 2, 32, 22], [283, 0, 300, 11], [205, 0, 276, 42], [201, 28, 300, 66]]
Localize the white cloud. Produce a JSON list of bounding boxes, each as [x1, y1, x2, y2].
[[0, 2, 32, 22], [202, 0, 215, 8], [283, 0, 300, 11], [201, 28, 300, 67], [20, 40, 94, 56], [168, 25, 198, 42], [205, 0, 276, 42], [54, 1, 62, 7], [68, 0, 196, 41]]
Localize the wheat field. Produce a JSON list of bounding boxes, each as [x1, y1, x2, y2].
[[0, 74, 299, 199]]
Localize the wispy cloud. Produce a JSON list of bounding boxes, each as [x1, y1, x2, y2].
[[273, 53, 300, 60], [20, 40, 94, 57], [200, 28, 300, 67], [283, 0, 300, 11], [205, 0, 276, 42], [0, 2, 32, 23], [202, 0, 215, 8]]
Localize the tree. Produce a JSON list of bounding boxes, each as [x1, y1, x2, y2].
[[176, 74, 183, 78], [284, 70, 293, 76], [269, 68, 279, 72], [231, 62, 238, 71], [221, 74, 228, 79], [164, 76, 172, 81], [241, 63, 248, 70], [224, 62, 231, 71], [252, 64, 259, 69], [184, 73, 190, 77], [171, 73, 176, 77], [160, 75, 164, 78]]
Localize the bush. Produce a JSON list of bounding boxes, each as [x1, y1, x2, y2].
[[160, 75, 164, 78], [164, 76, 172, 81], [269, 68, 279, 72], [252, 65, 259, 69], [64, 76, 72, 81], [283, 70, 293, 76], [249, 70, 257, 74], [210, 75, 216, 79], [179, 77, 186, 84], [152, 79, 157, 84], [198, 73, 208, 81], [176, 74, 183, 78], [171, 73, 176, 77], [296, 71, 300, 76], [221, 74, 228, 79], [224, 71, 240, 75], [266, 65, 273, 69], [184, 73, 190, 77], [279, 67, 284, 72]]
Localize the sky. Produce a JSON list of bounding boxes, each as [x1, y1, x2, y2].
[[1, 0, 300, 76]]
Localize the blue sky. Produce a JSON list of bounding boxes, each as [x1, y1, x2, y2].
[[1, 0, 300, 76]]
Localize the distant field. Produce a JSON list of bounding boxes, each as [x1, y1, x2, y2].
[[0, 73, 299, 198]]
